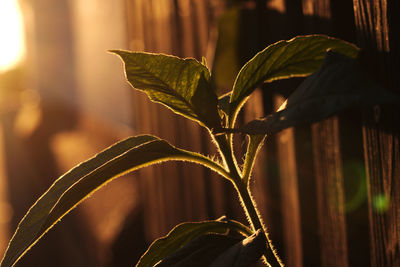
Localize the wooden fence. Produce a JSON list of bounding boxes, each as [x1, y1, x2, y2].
[[124, 0, 399, 266], [0, 0, 398, 266]]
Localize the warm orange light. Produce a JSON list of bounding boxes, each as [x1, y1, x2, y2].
[[0, 0, 25, 72]]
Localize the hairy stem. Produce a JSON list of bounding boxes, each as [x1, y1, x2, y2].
[[213, 133, 283, 267], [235, 181, 283, 267], [213, 134, 241, 178]]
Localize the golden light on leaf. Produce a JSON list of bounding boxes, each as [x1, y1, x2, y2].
[[0, 0, 25, 72]]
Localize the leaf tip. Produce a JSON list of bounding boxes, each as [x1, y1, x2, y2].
[[108, 49, 120, 55], [108, 49, 131, 60]]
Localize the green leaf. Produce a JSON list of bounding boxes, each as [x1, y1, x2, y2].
[[229, 34, 359, 126], [157, 234, 241, 267], [137, 219, 253, 267], [239, 51, 399, 135], [111, 50, 220, 128], [155, 229, 265, 267], [1, 136, 228, 267]]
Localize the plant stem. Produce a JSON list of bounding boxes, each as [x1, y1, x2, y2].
[[213, 134, 283, 267], [235, 181, 283, 267], [234, 181, 263, 230], [213, 134, 241, 176]]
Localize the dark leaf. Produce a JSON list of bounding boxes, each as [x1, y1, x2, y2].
[[138, 219, 252, 267], [156, 234, 240, 267], [155, 229, 265, 267], [210, 229, 266, 267], [240, 51, 399, 135]]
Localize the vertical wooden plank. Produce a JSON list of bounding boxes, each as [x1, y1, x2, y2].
[[362, 124, 400, 266], [301, 1, 350, 266], [246, 90, 272, 229], [312, 118, 348, 267], [353, 1, 400, 266], [275, 96, 303, 267], [295, 123, 322, 267], [280, 6, 327, 266], [263, 1, 304, 265], [328, 1, 371, 266]]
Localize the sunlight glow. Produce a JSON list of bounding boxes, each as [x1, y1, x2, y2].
[[0, 0, 25, 72]]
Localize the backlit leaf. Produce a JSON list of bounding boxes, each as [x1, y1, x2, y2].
[[229, 35, 359, 125], [111, 50, 220, 128], [0, 135, 226, 267]]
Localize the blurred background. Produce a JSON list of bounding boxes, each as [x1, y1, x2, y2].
[[0, 0, 398, 266]]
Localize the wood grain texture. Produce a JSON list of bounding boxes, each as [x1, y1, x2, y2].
[[312, 118, 348, 267], [362, 122, 400, 266], [122, 1, 400, 266], [301, 0, 350, 266], [275, 95, 303, 267], [353, 0, 400, 266]]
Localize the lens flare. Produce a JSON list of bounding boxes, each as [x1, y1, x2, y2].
[[0, 0, 25, 72], [372, 194, 390, 213]]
